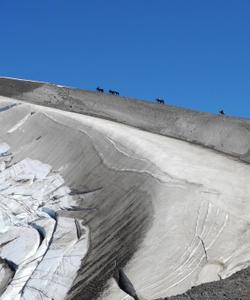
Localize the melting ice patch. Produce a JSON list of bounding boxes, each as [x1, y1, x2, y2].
[[0, 143, 89, 300], [0, 143, 10, 157]]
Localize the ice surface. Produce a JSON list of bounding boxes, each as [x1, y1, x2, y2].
[[0, 143, 89, 299], [7, 113, 32, 133], [0, 94, 249, 300], [0, 143, 10, 157]]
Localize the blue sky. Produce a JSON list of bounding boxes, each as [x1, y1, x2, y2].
[[0, 0, 249, 118]]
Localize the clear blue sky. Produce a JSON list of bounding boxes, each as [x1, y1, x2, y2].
[[0, 0, 249, 118]]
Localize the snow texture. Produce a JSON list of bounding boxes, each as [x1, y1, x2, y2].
[[0, 93, 249, 300], [0, 142, 89, 300]]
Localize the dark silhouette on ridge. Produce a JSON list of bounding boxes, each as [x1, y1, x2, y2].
[[219, 110, 225, 115], [109, 89, 120, 96], [96, 87, 104, 93], [156, 98, 165, 104]]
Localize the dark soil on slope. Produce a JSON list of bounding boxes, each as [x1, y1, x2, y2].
[[155, 267, 250, 300]]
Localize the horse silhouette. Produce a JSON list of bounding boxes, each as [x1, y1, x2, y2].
[[96, 87, 104, 93], [156, 98, 165, 104], [109, 90, 120, 96]]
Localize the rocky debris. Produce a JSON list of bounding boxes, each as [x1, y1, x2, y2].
[[155, 267, 250, 300]]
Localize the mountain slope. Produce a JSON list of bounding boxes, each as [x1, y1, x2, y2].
[[0, 78, 249, 300], [0, 77, 250, 163]]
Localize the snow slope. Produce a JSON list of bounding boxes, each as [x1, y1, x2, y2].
[[0, 92, 249, 300]]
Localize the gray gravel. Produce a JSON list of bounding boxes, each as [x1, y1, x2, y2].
[[155, 267, 250, 300]]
